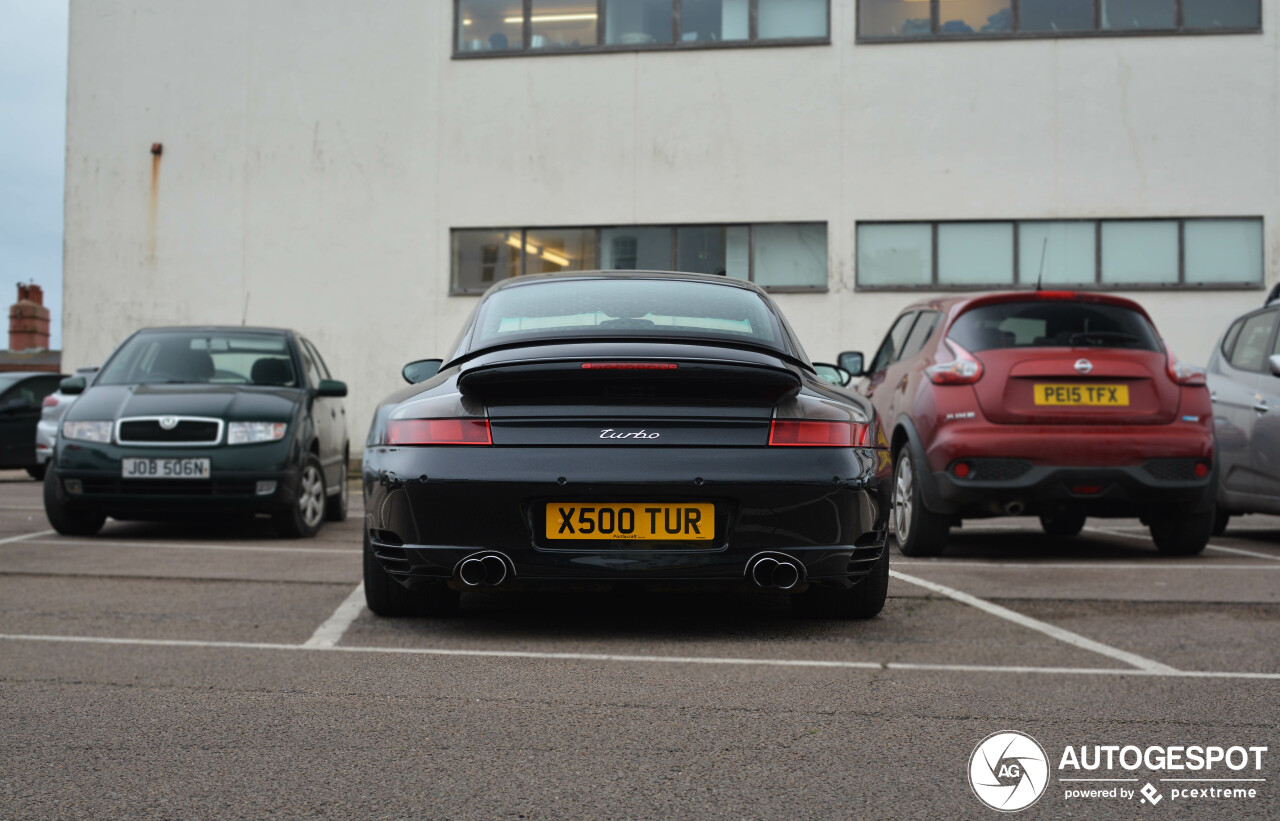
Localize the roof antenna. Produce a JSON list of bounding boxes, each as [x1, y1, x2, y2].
[[1035, 237, 1048, 291], [241, 292, 250, 325]]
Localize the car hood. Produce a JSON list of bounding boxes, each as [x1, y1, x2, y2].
[[65, 384, 303, 422]]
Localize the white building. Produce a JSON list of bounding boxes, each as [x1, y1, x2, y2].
[[65, 0, 1275, 454]]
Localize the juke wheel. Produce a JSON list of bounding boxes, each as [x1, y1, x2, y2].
[[1149, 508, 1213, 556], [891, 447, 949, 557]]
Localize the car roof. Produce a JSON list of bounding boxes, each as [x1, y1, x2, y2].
[[133, 326, 298, 336], [486, 269, 768, 296], [896, 290, 1157, 324]]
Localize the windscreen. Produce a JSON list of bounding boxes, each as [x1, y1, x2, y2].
[[468, 279, 788, 354], [948, 301, 1162, 352], [97, 331, 300, 387]]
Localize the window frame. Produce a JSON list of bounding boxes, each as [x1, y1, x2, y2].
[[453, 0, 831, 58], [855, 0, 1261, 43], [451, 222, 829, 295], [855, 217, 1264, 293], [1225, 308, 1279, 374]]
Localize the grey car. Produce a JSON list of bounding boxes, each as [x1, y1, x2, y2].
[[1207, 300, 1280, 534], [36, 367, 99, 476]]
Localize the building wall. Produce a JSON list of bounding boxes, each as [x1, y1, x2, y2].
[[65, 0, 1280, 455]]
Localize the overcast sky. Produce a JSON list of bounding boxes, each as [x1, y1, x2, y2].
[[0, 0, 68, 350]]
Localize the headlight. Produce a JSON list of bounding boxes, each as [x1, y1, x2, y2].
[[227, 422, 287, 445], [62, 421, 113, 443]]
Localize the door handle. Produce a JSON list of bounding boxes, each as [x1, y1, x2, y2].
[[1210, 391, 1217, 402], [1253, 401, 1269, 413]]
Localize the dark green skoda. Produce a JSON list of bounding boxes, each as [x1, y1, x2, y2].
[[44, 327, 349, 537]]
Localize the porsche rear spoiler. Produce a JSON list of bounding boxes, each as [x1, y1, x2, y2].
[[457, 359, 802, 406]]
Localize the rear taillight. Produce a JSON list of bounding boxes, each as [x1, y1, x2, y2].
[[769, 420, 872, 447], [386, 418, 492, 446], [925, 340, 984, 385], [42, 396, 58, 408], [1166, 350, 1206, 387]]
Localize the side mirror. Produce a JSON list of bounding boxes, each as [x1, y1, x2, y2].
[[316, 379, 348, 397], [0, 398, 29, 413], [813, 363, 853, 388], [402, 359, 443, 384], [1269, 355, 1280, 377], [60, 377, 86, 395], [838, 351, 865, 377]]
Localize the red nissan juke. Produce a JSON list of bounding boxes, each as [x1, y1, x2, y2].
[[838, 291, 1214, 557]]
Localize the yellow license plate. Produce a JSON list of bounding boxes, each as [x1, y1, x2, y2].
[[545, 502, 714, 541], [1034, 384, 1130, 406]]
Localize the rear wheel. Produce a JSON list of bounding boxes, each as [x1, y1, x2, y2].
[[1212, 507, 1230, 537], [1039, 510, 1086, 537], [794, 545, 889, 619], [892, 447, 949, 557], [1149, 509, 1213, 556], [43, 466, 105, 536], [363, 530, 459, 617], [274, 455, 326, 538], [27, 464, 46, 481]]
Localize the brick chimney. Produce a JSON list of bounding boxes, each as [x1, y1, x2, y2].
[[10, 283, 50, 351]]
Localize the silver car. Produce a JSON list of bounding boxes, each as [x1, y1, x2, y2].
[[1207, 301, 1280, 534], [35, 367, 98, 476]]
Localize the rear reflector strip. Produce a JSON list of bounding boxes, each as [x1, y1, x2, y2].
[[581, 362, 678, 370], [387, 418, 492, 446], [768, 420, 871, 447]]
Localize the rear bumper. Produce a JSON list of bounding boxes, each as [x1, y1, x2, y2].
[[931, 461, 1215, 517], [362, 445, 890, 588]]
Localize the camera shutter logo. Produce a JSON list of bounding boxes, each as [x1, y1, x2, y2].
[[968, 731, 1050, 812]]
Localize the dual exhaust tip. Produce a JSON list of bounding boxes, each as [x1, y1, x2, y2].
[[457, 553, 511, 587], [748, 554, 802, 591]]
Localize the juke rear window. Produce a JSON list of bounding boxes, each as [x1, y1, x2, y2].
[[948, 301, 1162, 353], [469, 279, 786, 353]]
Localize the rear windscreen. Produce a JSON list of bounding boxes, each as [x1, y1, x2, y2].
[[947, 301, 1161, 352], [468, 279, 787, 353]]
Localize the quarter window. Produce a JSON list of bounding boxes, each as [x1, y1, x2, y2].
[[900, 311, 940, 359], [856, 218, 1264, 291], [453, 223, 827, 294], [1228, 311, 1277, 372], [858, 0, 1260, 39], [869, 312, 918, 373]]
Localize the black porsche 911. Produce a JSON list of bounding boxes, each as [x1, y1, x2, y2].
[[44, 327, 350, 538], [362, 271, 891, 618]]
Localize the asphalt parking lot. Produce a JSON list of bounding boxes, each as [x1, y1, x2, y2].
[[1, 472, 1277, 820]]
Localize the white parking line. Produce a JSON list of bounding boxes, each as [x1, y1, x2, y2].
[[303, 583, 366, 648], [1085, 526, 1280, 561], [894, 561, 1280, 570], [2, 632, 1278, 679], [889, 569, 1177, 673], [25, 538, 358, 555], [0, 529, 55, 546]]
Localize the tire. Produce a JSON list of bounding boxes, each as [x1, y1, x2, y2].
[[794, 545, 890, 620], [363, 530, 459, 618], [27, 464, 46, 481], [325, 452, 349, 523], [1149, 508, 1213, 556], [891, 446, 949, 557], [1212, 507, 1230, 537], [1040, 510, 1086, 537], [274, 455, 326, 538], [43, 466, 105, 536]]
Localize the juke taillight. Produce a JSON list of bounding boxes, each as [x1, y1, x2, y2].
[[387, 418, 492, 446], [925, 340, 984, 385], [1166, 349, 1207, 387]]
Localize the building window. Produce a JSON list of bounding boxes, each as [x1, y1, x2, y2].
[[456, 0, 829, 56], [857, 0, 1260, 39], [452, 223, 827, 294], [856, 218, 1264, 291]]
